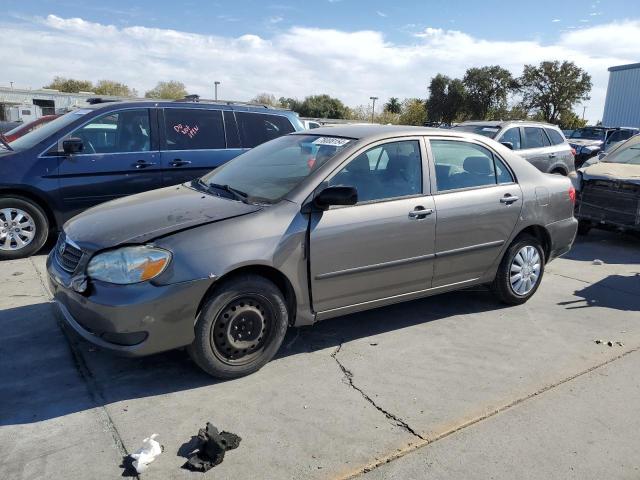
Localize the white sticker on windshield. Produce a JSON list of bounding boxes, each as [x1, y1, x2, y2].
[[312, 137, 351, 147], [482, 127, 500, 132]]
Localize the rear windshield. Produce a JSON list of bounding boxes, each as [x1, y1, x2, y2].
[[451, 124, 500, 138], [9, 109, 92, 151], [570, 128, 606, 141]]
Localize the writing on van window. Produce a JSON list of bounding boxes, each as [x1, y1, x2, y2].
[[173, 123, 200, 139]]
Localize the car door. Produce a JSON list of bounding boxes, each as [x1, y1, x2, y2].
[[160, 108, 242, 186], [520, 126, 554, 172], [57, 108, 162, 216], [428, 138, 522, 288], [310, 138, 436, 314]]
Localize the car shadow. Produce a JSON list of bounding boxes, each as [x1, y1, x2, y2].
[[558, 273, 640, 311], [0, 288, 506, 426], [565, 230, 640, 265]]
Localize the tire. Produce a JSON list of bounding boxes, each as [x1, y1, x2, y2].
[[187, 274, 289, 379], [550, 169, 566, 176], [577, 220, 591, 236], [0, 196, 49, 260], [492, 234, 545, 305]]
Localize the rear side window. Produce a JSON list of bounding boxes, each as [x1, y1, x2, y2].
[[545, 128, 565, 145], [163, 109, 225, 150], [236, 112, 295, 148], [523, 127, 550, 149], [431, 140, 513, 192], [499, 127, 522, 150]]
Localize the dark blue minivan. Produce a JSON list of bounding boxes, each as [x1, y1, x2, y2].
[[0, 100, 303, 259]]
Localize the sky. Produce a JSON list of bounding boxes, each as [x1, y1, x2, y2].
[[2, 0, 639, 123]]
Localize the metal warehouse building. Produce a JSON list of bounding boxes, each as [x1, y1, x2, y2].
[[602, 62, 640, 128]]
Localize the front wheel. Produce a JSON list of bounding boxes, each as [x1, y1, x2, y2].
[[188, 274, 289, 378], [0, 197, 49, 260], [492, 235, 545, 305]]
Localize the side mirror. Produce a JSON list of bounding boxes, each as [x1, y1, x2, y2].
[[500, 141, 514, 150], [314, 186, 358, 209], [63, 137, 84, 155]]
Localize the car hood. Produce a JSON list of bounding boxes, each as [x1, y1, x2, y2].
[[569, 139, 603, 147], [580, 162, 640, 185], [64, 184, 263, 251]]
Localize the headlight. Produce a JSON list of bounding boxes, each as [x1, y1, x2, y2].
[[87, 245, 171, 284]]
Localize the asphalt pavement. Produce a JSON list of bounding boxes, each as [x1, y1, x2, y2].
[[1, 229, 639, 479]]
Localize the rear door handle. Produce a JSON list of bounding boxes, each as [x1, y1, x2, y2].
[[408, 207, 433, 219], [548, 153, 557, 158], [500, 195, 519, 204], [134, 160, 156, 169], [170, 159, 192, 167]]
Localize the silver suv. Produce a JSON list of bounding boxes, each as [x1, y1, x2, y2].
[[453, 121, 575, 175]]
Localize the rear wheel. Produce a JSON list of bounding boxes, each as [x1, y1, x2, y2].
[[492, 235, 545, 305], [188, 274, 289, 378], [0, 197, 49, 260]]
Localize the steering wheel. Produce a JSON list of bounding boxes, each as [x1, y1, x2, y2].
[[82, 138, 96, 154]]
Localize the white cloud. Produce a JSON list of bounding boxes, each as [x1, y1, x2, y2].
[[551, 19, 561, 22], [376, 11, 387, 18], [2, 15, 640, 123]]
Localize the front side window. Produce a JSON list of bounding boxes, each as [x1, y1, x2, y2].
[[499, 127, 522, 150], [523, 127, 550, 149], [431, 140, 512, 192], [236, 112, 296, 148], [329, 141, 422, 203], [164, 108, 225, 150], [71, 109, 151, 154]]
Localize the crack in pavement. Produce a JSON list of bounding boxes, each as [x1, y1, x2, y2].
[[331, 343, 425, 440]]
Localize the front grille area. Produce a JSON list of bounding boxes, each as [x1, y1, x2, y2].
[[54, 234, 84, 273], [579, 180, 640, 227]]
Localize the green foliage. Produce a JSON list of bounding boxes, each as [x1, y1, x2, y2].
[[398, 98, 427, 126], [43, 76, 94, 93], [463, 66, 516, 120], [285, 94, 349, 119], [426, 74, 467, 124], [278, 97, 302, 111], [558, 110, 588, 130], [251, 93, 278, 106], [94, 80, 136, 97], [519, 61, 592, 123], [384, 97, 402, 114], [144, 81, 188, 100]]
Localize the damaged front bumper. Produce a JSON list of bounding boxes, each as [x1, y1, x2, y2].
[[577, 180, 640, 231]]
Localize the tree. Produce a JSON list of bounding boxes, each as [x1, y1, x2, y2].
[[278, 97, 302, 111], [558, 110, 587, 130], [426, 74, 467, 124], [144, 81, 188, 100], [296, 94, 348, 119], [463, 66, 516, 120], [44, 77, 94, 93], [251, 93, 278, 106], [518, 61, 592, 124], [398, 98, 427, 126], [94, 80, 136, 97], [384, 97, 402, 114]]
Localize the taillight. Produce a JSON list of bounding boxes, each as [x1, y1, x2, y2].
[[571, 148, 577, 156], [568, 186, 576, 203]]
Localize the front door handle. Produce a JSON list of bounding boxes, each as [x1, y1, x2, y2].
[[548, 153, 557, 158], [408, 206, 433, 219], [500, 194, 519, 204], [170, 159, 192, 167], [134, 160, 156, 169]]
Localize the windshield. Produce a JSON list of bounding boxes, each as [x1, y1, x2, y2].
[[570, 128, 605, 141], [201, 134, 354, 203], [451, 124, 500, 138], [9, 109, 92, 151], [603, 137, 640, 165]]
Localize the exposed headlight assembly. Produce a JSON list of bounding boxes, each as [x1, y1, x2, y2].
[[87, 245, 171, 284]]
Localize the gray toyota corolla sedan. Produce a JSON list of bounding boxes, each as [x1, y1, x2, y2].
[[47, 126, 578, 378]]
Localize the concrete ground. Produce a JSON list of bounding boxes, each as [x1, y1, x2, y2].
[[1, 229, 639, 479]]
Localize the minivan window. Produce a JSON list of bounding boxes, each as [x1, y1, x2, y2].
[[523, 127, 550, 149], [236, 112, 296, 148], [431, 140, 509, 191], [201, 135, 353, 203], [9, 109, 91, 152], [164, 108, 225, 150], [500, 127, 522, 149], [70, 109, 151, 154], [545, 128, 565, 146]]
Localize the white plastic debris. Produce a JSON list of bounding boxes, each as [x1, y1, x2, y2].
[[592, 259, 604, 265], [130, 434, 162, 473]]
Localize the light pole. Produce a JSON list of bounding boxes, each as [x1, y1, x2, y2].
[[9, 81, 14, 90], [214, 81, 220, 101], [582, 105, 587, 120], [369, 96, 378, 123]]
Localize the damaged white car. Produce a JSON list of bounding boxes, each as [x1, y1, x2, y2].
[[575, 134, 640, 235]]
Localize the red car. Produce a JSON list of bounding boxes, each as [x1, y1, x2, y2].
[[2, 115, 60, 142]]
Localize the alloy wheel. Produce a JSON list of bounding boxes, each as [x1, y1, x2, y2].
[[509, 245, 541, 296], [0, 208, 36, 251]]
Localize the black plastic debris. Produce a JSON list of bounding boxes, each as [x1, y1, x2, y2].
[[183, 423, 241, 472]]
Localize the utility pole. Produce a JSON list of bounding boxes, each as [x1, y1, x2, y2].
[[214, 81, 220, 101], [9, 81, 14, 89], [582, 105, 587, 120], [369, 96, 378, 123]]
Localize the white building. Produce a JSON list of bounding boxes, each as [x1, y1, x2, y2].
[[602, 62, 640, 128]]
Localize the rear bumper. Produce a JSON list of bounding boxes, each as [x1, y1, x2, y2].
[[546, 217, 578, 261], [47, 254, 212, 357]]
